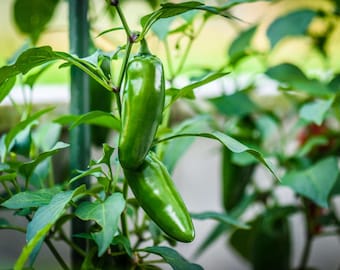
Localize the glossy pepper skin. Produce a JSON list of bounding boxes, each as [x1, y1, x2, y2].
[[123, 151, 195, 242], [118, 42, 165, 170]]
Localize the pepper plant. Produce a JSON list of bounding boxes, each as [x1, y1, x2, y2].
[[0, 0, 339, 270]]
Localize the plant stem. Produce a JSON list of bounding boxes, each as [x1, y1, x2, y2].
[[45, 238, 70, 270], [121, 180, 129, 239], [112, 1, 138, 116], [59, 229, 87, 257], [174, 17, 207, 76], [2, 182, 13, 197], [0, 225, 26, 233], [114, 3, 132, 38], [298, 233, 313, 270], [114, 39, 133, 115]]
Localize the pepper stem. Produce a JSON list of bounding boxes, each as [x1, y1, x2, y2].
[[139, 38, 151, 55]]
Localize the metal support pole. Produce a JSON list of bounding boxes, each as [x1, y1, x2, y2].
[[68, 0, 90, 268]]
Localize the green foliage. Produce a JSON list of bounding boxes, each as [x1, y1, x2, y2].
[[1, 0, 340, 269]]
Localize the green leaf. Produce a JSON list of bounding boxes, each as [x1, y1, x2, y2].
[[209, 91, 257, 117], [92, 143, 115, 167], [282, 157, 339, 208], [195, 194, 255, 257], [0, 76, 16, 104], [299, 98, 334, 125], [0, 46, 59, 85], [143, 246, 204, 270], [19, 141, 69, 180], [75, 193, 125, 256], [228, 26, 257, 64], [15, 224, 51, 269], [220, 0, 273, 9], [13, 0, 59, 44], [24, 63, 53, 88], [69, 111, 120, 131], [296, 136, 328, 157], [140, 1, 233, 40], [159, 130, 279, 181], [166, 72, 229, 107], [230, 206, 294, 269], [267, 9, 316, 48], [96, 27, 124, 38], [5, 107, 55, 152], [1, 187, 60, 209], [0, 172, 17, 182], [328, 74, 340, 93], [266, 63, 331, 97], [191, 211, 249, 229], [25, 185, 86, 265], [0, 46, 111, 92], [32, 123, 62, 151], [112, 235, 133, 258], [151, 17, 176, 41], [161, 115, 213, 173], [69, 166, 104, 185]]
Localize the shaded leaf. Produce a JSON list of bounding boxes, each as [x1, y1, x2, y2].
[[143, 246, 203, 270], [266, 63, 331, 97], [299, 98, 334, 125], [230, 206, 295, 270], [75, 193, 125, 256], [209, 91, 257, 117], [228, 26, 257, 64], [267, 9, 316, 48], [282, 157, 339, 208], [112, 235, 133, 258], [13, 0, 59, 44], [328, 74, 340, 92]]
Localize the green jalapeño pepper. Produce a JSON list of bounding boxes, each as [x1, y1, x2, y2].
[[123, 151, 195, 242], [118, 40, 165, 170]]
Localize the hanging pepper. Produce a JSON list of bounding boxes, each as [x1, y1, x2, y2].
[[118, 40, 165, 170], [123, 151, 195, 242]]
